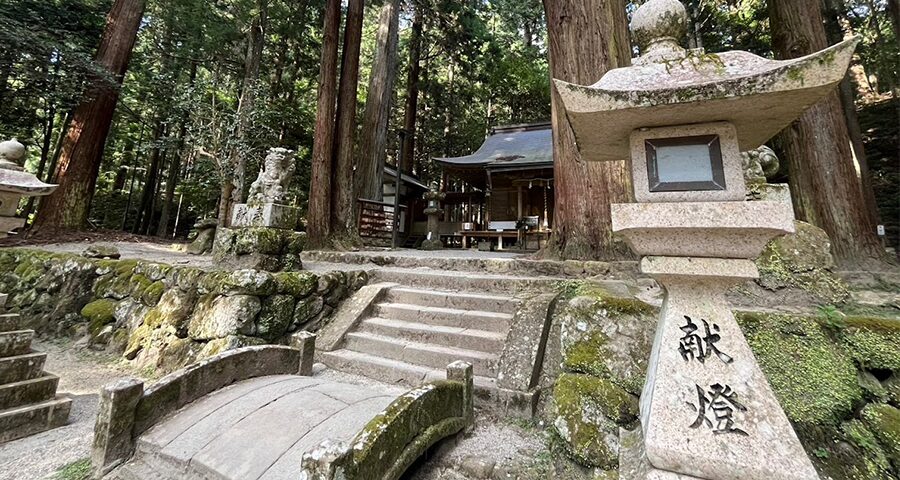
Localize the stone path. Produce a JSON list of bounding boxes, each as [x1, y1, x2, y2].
[[110, 374, 404, 480]]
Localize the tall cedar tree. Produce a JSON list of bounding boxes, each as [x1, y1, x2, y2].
[[400, 3, 423, 174], [542, 0, 633, 260], [769, 0, 886, 267], [33, 0, 146, 230], [330, 0, 365, 240], [356, 0, 401, 202], [307, 0, 342, 246]]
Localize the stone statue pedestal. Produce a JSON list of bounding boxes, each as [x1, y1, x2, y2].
[[232, 202, 299, 229], [619, 257, 819, 480], [213, 148, 305, 271]]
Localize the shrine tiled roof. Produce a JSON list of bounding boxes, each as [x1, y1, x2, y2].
[[434, 123, 553, 171]]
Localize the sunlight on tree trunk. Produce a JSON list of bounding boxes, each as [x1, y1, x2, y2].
[[542, 0, 634, 261], [32, 0, 146, 231], [356, 0, 401, 203], [770, 0, 886, 268], [307, 0, 342, 247]]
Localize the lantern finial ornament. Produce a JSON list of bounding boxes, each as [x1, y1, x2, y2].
[[631, 0, 688, 63]]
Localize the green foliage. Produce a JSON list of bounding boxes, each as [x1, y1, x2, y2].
[[52, 458, 91, 480]]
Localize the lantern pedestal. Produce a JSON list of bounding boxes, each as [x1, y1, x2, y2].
[[619, 257, 819, 480]]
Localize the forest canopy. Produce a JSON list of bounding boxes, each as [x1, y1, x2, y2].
[[0, 0, 896, 263]]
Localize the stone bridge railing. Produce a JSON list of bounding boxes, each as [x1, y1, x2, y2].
[[300, 361, 475, 480], [90, 335, 316, 479]]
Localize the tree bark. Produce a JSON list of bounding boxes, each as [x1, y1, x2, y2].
[[542, 0, 634, 261], [224, 0, 269, 225], [821, 0, 881, 223], [356, 0, 401, 202], [770, 0, 885, 267], [32, 0, 146, 230], [157, 62, 198, 237], [400, 2, 423, 174], [307, 0, 342, 246], [134, 121, 165, 234], [329, 0, 365, 240]]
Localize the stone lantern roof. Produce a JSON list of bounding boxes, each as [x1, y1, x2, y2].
[[554, 0, 859, 162]]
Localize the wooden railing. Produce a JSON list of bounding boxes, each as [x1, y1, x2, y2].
[[358, 199, 405, 247]]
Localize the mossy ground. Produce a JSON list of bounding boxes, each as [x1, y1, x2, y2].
[[52, 458, 91, 480]]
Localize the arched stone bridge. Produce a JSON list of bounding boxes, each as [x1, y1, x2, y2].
[[90, 341, 474, 480]]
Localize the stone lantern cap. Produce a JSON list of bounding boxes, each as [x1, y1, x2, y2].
[[554, 0, 859, 162], [0, 139, 56, 197]]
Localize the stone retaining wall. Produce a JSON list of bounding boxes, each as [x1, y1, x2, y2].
[[0, 249, 366, 374]]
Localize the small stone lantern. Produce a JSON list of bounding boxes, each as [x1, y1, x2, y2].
[[554, 0, 858, 478], [421, 181, 445, 251], [0, 139, 57, 237]]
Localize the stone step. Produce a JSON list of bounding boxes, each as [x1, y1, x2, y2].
[[0, 313, 20, 332], [384, 287, 519, 314], [343, 332, 498, 378], [0, 396, 72, 444], [0, 373, 59, 410], [374, 303, 512, 334], [358, 317, 506, 354], [0, 330, 33, 358], [0, 351, 46, 384], [321, 349, 497, 392], [370, 268, 561, 294]]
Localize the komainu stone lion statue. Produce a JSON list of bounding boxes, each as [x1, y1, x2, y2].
[[741, 145, 780, 184], [248, 147, 296, 205]]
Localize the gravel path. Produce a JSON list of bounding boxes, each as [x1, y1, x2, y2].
[[36, 241, 213, 269], [0, 340, 145, 480]]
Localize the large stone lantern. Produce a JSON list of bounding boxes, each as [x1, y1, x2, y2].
[[554, 0, 857, 479], [0, 139, 57, 236]]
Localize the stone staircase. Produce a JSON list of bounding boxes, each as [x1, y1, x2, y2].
[[322, 285, 519, 393], [0, 311, 71, 444]]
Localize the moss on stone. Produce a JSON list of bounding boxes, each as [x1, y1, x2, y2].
[[738, 312, 862, 425], [563, 282, 654, 317], [756, 222, 849, 303], [839, 419, 896, 479], [140, 281, 166, 306], [273, 271, 318, 298], [862, 404, 900, 469], [234, 227, 286, 255], [842, 316, 900, 371], [551, 373, 639, 469], [81, 298, 117, 335]]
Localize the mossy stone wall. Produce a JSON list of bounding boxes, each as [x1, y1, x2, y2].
[[0, 248, 367, 375], [547, 284, 900, 479]]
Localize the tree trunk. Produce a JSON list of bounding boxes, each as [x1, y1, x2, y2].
[[329, 0, 365, 240], [32, 0, 146, 230], [157, 62, 198, 237], [356, 0, 401, 202], [769, 0, 885, 267], [224, 0, 269, 225], [134, 121, 164, 233], [23, 93, 57, 220], [400, 2, 423, 173], [306, 0, 342, 247], [821, 0, 881, 223], [542, 0, 633, 261]]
